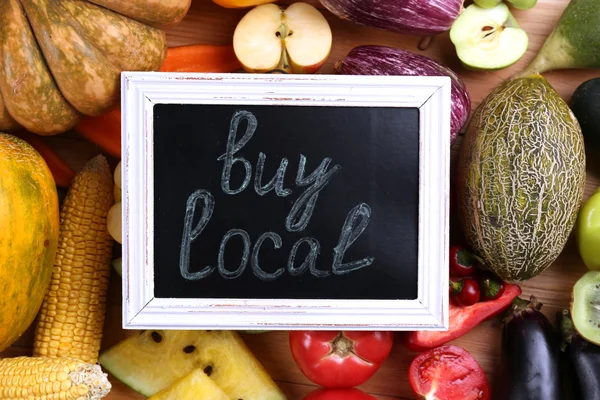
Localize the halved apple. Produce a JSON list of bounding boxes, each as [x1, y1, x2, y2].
[[450, 3, 528, 70], [233, 2, 332, 74], [507, 0, 537, 10], [473, 0, 502, 8], [213, 0, 276, 9]]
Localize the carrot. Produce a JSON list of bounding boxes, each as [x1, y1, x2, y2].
[[13, 130, 75, 188], [159, 44, 242, 73], [75, 109, 121, 158], [75, 45, 241, 158]]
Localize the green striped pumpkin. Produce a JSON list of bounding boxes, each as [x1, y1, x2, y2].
[[456, 74, 586, 282]]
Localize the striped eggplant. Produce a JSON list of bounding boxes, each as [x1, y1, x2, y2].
[[334, 45, 471, 143], [318, 0, 464, 36]]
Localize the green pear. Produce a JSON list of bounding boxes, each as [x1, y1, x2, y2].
[[516, 0, 600, 77]]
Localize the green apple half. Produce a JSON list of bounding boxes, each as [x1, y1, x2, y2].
[[233, 2, 332, 74], [473, 0, 502, 8], [450, 3, 528, 70], [507, 0, 538, 10]]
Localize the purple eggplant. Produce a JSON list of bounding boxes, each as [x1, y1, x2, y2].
[[318, 0, 463, 36], [558, 309, 600, 400], [494, 296, 562, 400], [334, 45, 471, 144]]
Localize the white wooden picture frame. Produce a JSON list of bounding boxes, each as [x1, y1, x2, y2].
[[121, 72, 451, 331]]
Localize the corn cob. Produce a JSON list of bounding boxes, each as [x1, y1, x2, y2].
[[0, 356, 111, 399], [33, 155, 114, 364]]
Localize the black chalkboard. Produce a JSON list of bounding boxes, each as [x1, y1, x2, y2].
[[153, 104, 420, 300]]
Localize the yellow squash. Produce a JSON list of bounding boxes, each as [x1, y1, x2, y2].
[[0, 133, 59, 352], [33, 155, 114, 364]]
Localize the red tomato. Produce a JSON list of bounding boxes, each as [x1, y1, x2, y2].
[[449, 245, 478, 276], [478, 275, 506, 301], [303, 388, 377, 400], [450, 278, 481, 307], [289, 331, 393, 388], [409, 345, 491, 400]]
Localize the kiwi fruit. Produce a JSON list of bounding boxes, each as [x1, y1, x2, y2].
[[571, 270, 600, 346]]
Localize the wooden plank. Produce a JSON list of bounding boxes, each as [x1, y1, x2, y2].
[[2, 0, 600, 399]]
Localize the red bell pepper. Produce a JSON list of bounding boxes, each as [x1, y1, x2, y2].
[[401, 283, 522, 352], [289, 330, 393, 388], [409, 345, 491, 400], [303, 388, 377, 400]]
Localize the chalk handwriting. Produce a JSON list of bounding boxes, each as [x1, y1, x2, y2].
[[254, 153, 292, 197], [286, 155, 341, 233], [333, 203, 375, 275], [178, 197, 372, 282], [216, 110, 341, 232], [217, 110, 257, 195], [287, 237, 326, 278], [179, 189, 215, 280], [252, 232, 285, 281], [218, 229, 251, 279], [178, 109, 375, 283]]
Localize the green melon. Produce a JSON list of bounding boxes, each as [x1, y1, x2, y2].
[[456, 74, 586, 282]]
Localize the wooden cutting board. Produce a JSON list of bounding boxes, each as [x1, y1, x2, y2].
[[2, 1, 600, 399]]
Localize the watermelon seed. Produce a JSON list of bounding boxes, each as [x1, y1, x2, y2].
[[183, 345, 196, 354], [204, 365, 213, 376], [151, 331, 162, 343]]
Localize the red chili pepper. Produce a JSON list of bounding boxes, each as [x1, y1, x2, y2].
[[479, 275, 506, 301], [303, 388, 377, 400], [409, 345, 491, 400], [400, 283, 522, 352], [450, 278, 481, 307], [289, 331, 393, 388], [449, 245, 480, 276]]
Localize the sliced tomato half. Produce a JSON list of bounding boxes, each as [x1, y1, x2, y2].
[[408, 345, 490, 400]]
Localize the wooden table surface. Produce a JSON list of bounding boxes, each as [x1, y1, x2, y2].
[[2, 0, 600, 399]]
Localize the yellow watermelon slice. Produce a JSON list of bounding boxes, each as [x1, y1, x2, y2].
[[148, 368, 229, 400], [98, 330, 286, 399]]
